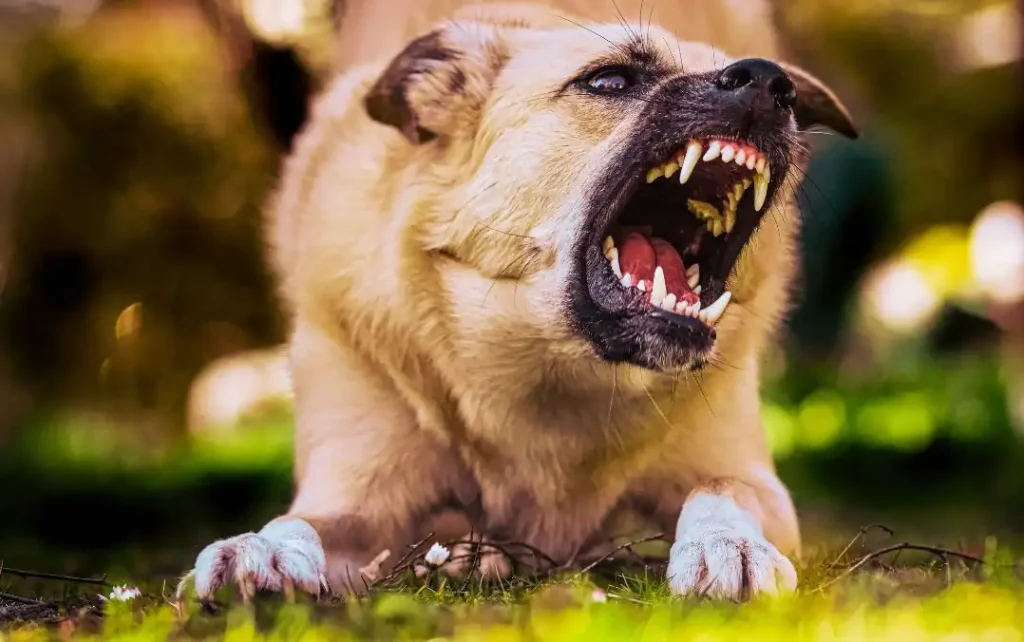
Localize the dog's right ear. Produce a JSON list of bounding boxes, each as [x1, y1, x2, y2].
[[363, 23, 508, 145]]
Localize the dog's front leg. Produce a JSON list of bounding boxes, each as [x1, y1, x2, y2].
[[666, 477, 798, 600], [180, 317, 465, 602]]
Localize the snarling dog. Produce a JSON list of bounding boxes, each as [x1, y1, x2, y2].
[[180, 2, 856, 602]]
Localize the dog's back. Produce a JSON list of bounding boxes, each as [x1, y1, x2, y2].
[[333, 0, 781, 70]]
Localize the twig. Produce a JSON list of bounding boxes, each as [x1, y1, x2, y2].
[[370, 532, 436, 587], [825, 525, 895, 571], [816, 542, 985, 592], [488, 540, 560, 570], [576, 534, 666, 577], [0, 567, 110, 587], [0, 591, 55, 608]]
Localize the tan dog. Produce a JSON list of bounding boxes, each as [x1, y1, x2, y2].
[[180, 1, 856, 602]]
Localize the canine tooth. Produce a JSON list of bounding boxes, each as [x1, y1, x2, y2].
[[735, 149, 746, 165], [746, 154, 757, 170], [646, 167, 661, 183], [662, 293, 677, 311], [651, 266, 667, 303], [608, 247, 622, 278], [621, 273, 633, 288], [637, 280, 647, 292], [678, 140, 702, 184], [763, 164, 771, 182], [702, 291, 732, 325], [754, 174, 768, 212], [720, 145, 735, 163], [663, 161, 680, 179], [702, 141, 721, 162], [755, 157, 766, 174], [603, 236, 615, 254]]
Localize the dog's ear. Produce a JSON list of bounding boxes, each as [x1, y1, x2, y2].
[[781, 63, 858, 139], [363, 22, 508, 145]]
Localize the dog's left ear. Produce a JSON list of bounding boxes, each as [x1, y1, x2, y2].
[[780, 63, 858, 139], [364, 22, 508, 145]]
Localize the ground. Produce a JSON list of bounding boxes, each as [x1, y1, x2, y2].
[[2, 354, 1023, 640]]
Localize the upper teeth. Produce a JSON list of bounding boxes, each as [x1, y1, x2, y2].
[[602, 236, 732, 327], [645, 139, 773, 236]]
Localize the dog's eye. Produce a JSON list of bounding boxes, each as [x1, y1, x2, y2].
[[585, 68, 637, 93]]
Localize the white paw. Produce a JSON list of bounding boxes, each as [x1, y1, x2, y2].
[[178, 518, 329, 601], [667, 493, 797, 600]]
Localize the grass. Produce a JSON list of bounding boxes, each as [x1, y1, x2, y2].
[[2, 353, 1022, 639], [3, 541, 1023, 641]]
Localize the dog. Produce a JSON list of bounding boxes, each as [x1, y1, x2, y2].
[[179, 1, 856, 602]]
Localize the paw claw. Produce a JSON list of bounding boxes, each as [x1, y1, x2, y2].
[[181, 519, 328, 602]]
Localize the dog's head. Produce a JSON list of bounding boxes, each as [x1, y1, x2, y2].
[[362, 6, 856, 373]]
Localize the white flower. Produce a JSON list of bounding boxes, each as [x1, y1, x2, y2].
[[590, 588, 608, 603], [99, 585, 142, 602], [423, 542, 451, 567]]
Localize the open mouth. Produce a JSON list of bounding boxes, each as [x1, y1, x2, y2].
[[596, 137, 774, 329]]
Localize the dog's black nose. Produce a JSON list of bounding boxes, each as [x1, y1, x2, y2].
[[715, 58, 796, 110]]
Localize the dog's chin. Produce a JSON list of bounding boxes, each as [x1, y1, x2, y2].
[[567, 136, 789, 373]]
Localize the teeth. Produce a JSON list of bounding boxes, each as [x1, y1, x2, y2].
[[702, 141, 721, 162], [694, 285, 702, 295], [622, 273, 633, 288], [754, 174, 768, 212], [746, 154, 756, 170], [646, 167, 662, 183], [698, 291, 732, 325], [603, 236, 614, 254], [720, 145, 735, 163], [651, 266, 667, 304], [724, 207, 736, 235], [735, 149, 746, 166], [637, 280, 647, 292], [687, 265, 699, 289], [678, 140, 702, 185], [608, 247, 622, 278], [687, 199, 720, 223], [755, 157, 766, 174], [691, 300, 702, 313], [661, 293, 677, 311], [763, 164, 771, 183], [711, 219, 724, 237], [663, 161, 679, 179]]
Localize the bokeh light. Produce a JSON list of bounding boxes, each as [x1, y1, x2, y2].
[[969, 200, 1024, 305], [861, 259, 941, 333]]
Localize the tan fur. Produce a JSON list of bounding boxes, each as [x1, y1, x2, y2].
[[242, 1, 852, 593]]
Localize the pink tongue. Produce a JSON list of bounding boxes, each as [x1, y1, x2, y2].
[[620, 233, 656, 283], [619, 232, 698, 304]]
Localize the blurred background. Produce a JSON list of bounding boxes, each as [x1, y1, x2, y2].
[[0, 0, 1021, 584]]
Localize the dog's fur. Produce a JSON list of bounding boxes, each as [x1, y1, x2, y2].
[[182, 1, 856, 601]]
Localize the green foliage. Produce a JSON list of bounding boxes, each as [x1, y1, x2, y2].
[[5, 571, 1024, 641]]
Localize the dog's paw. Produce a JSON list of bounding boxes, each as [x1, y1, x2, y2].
[[444, 534, 512, 579], [178, 518, 329, 602], [667, 526, 797, 600], [666, 492, 797, 601]]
